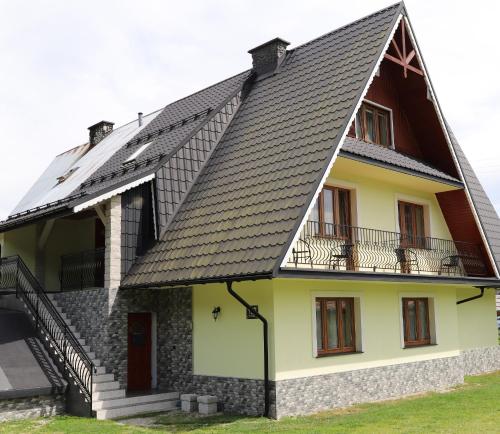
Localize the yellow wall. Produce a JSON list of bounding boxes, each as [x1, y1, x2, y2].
[[1, 224, 37, 274], [456, 287, 498, 349], [192, 278, 497, 382], [328, 157, 453, 239], [192, 280, 274, 380], [44, 217, 96, 290], [271, 278, 466, 380]]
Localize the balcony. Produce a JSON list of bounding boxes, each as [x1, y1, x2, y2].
[[59, 247, 105, 291], [287, 221, 488, 277]]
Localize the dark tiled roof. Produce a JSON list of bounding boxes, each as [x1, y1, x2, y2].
[[122, 3, 404, 287], [0, 71, 250, 232], [446, 125, 500, 273], [340, 137, 462, 184], [78, 71, 250, 198]]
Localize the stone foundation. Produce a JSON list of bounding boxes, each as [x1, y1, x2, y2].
[[0, 394, 64, 422], [461, 345, 500, 375], [273, 355, 463, 418]]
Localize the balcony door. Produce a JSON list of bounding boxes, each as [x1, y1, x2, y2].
[[311, 186, 352, 238], [398, 201, 425, 248]]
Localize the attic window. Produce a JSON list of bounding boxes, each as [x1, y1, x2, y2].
[[124, 141, 152, 164], [355, 102, 392, 148], [56, 167, 78, 184]]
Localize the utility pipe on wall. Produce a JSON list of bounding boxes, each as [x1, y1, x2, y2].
[[226, 281, 270, 417]]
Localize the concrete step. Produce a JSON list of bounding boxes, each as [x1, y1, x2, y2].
[[94, 366, 106, 375], [93, 388, 126, 401], [92, 391, 179, 410], [96, 398, 177, 420], [93, 373, 115, 384], [92, 381, 120, 392]]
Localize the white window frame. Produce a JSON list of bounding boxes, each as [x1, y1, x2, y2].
[[311, 291, 364, 358], [355, 99, 395, 149], [398, 292, 438, 349]]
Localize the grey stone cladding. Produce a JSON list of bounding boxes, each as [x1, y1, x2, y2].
[[461, 345, 500, 375], [0, 394, 64, 422], [52, 287, 192, 390], [189, 375, 269, 416], [273, 356, 464, 418]]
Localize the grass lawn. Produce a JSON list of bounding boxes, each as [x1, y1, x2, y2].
[[1, 371, 499, 433]]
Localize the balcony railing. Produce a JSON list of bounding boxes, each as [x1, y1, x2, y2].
[[60, 247, 105, 291], [287, 221, 488, 277]]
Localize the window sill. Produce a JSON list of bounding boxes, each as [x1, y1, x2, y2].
[[316, 351, 364, 358], [403, 343, 437, 349]]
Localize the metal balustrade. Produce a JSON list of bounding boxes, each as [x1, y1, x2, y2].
[[0, 255, 94, 410], [60, 247, 105, 291], [288, 221, 488, 277]]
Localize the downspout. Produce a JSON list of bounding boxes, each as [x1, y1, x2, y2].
[[226, 281, 270, 417], [456, 286, 485, 305]]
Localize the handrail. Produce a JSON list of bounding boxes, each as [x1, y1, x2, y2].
[[60, 247, 105, 291], [0, 255, 95, 408], [289, 221, 488, 277]]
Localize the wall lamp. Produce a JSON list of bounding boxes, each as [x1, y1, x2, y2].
[[212, 306, 221, 321]]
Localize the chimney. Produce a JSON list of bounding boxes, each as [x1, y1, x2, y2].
[[88, 120, 114, 148], [248, 37, 290, 76], [138, 112, 143, 127]]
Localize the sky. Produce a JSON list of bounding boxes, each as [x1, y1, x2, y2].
[[0, 0, 498, 220]]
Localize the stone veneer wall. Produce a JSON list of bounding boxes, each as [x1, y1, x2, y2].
[[0, 394, 64, 422], [52, 287, 192, 390], [272, 346, 500, 418], [461, 345, 500, 375]]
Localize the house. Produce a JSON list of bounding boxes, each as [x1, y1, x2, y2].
[[0, 2, 499, 421]]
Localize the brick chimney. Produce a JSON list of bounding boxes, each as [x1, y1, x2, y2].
[[88, 121, 114, 148], [248, 37, 290, 76]]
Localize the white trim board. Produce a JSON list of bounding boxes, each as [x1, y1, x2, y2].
[[279, 14, 404, 268], [73, 174, 155, 213]]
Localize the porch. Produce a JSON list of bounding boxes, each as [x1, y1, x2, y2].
[[286, 221, 489, 277]]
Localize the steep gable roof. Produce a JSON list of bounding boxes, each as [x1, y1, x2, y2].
[[122, 3, 404, 287]]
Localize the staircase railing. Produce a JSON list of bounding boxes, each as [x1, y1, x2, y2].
[[0, 255, 95, 409]]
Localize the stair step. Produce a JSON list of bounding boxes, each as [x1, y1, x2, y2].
[[93, 389, 126, 401], [93, 373, 115, 384], [93, 381, 120, 392], [96, 399, 177, 420], [92, 391, 179, 410], [95, 366, 106, 375]]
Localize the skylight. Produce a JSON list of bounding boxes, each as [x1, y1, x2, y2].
[[56, 167, 79, 184], [124, 141, 152, 164]]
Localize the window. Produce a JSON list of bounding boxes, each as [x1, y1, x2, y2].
[[355, 102, 391, 147], [402, 298, 430, 347], [123, 141, 153, 164], [316, 297, 356, 355], [310, 186, 351, 238], [398, 201, 426, 248]]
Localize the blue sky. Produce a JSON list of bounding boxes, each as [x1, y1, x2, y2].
[[0, 0, 498, 219]]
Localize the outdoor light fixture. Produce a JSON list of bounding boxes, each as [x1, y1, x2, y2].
[[212, 306, 221, 321]]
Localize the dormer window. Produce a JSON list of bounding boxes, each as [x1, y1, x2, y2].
[[355, 102, 392, 148]]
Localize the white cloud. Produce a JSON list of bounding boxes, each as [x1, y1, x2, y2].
[[0, 0, 498, 219]]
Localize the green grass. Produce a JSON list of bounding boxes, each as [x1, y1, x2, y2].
[[1, 371, 499, 433]]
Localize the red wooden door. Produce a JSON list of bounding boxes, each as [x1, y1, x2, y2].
[[127, 313, 152, 391]]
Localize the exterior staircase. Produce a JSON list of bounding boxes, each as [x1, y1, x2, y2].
[[46, 294, 179, 419]]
